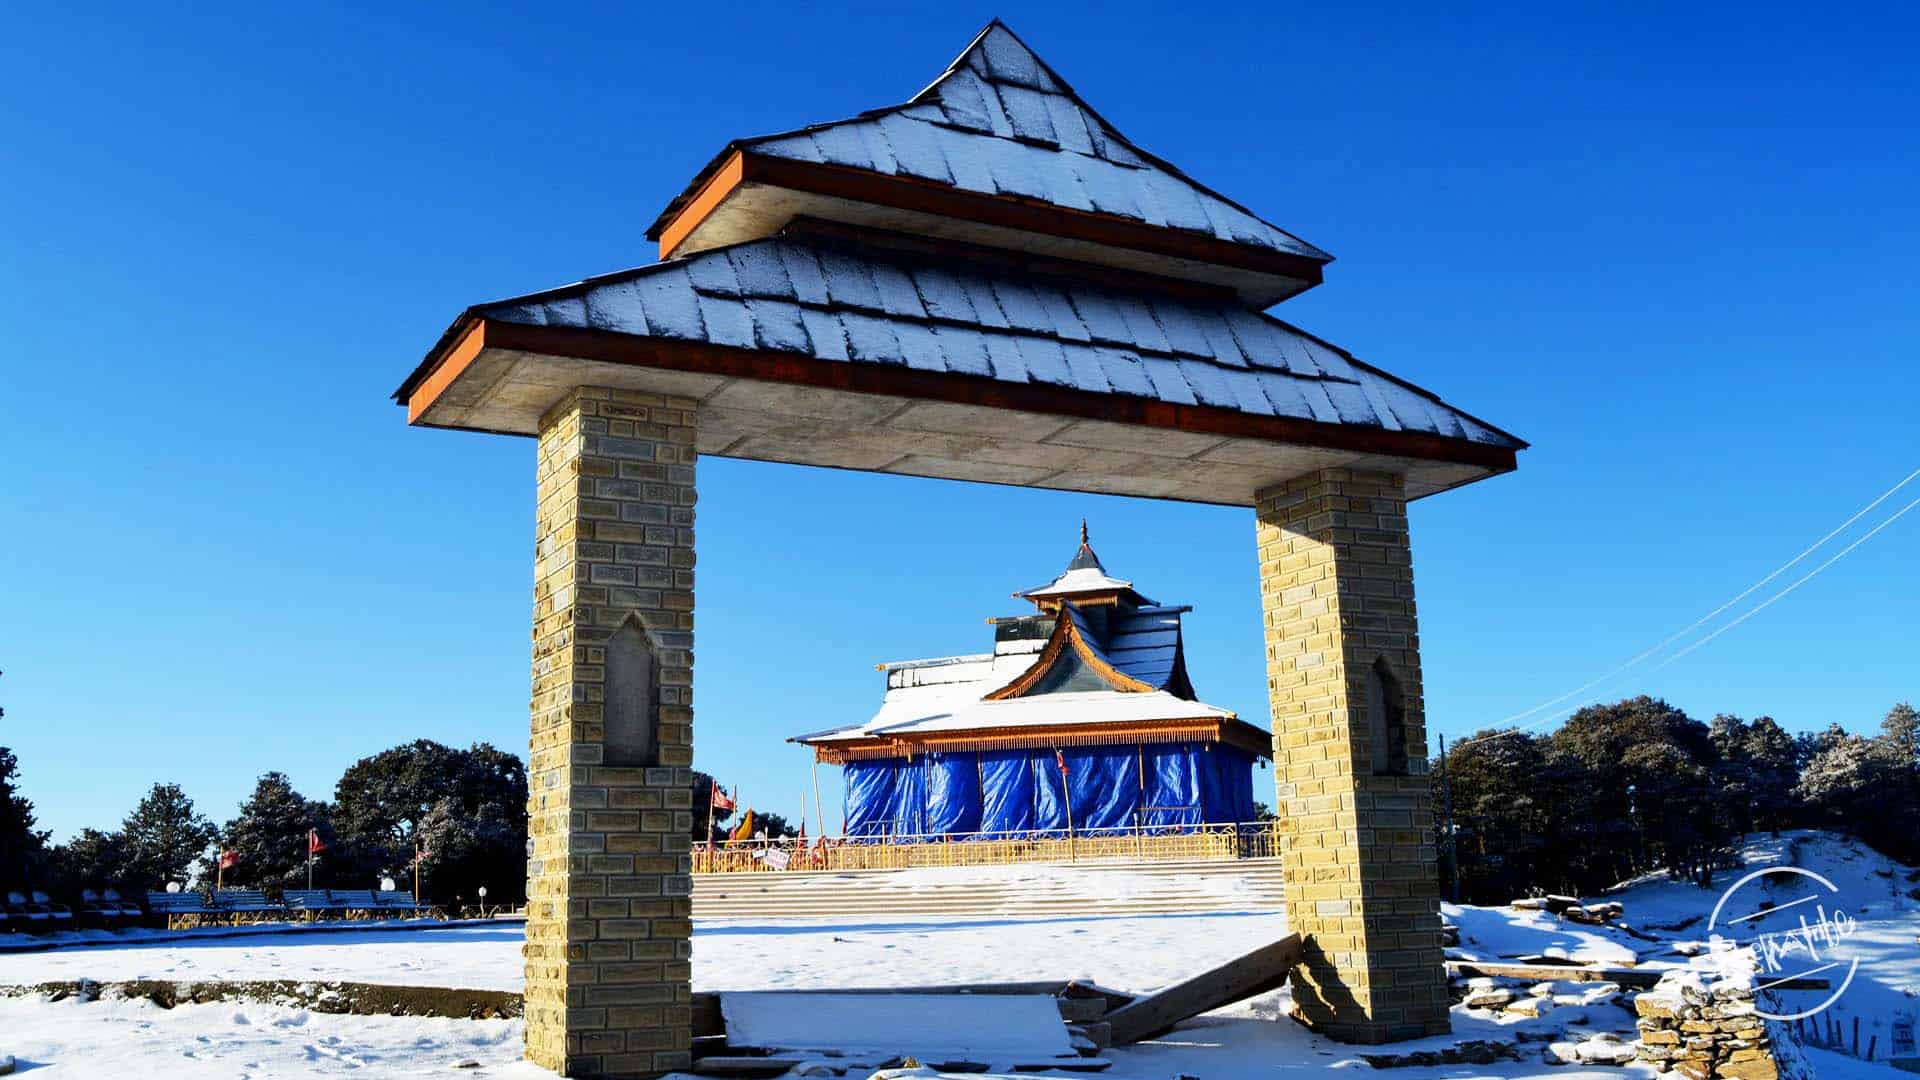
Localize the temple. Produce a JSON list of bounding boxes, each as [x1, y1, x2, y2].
[[794, 524, 1269, 839]]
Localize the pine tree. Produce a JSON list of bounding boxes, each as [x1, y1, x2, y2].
[[119, 783, 218, 892], [1742, 717, 1803, 833], [1882, 702, 1919, 767], [52, 828, 131, 892], [0, 746, 51, 887], [211, 772, 330, 893]]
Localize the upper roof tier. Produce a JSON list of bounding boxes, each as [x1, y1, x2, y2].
[[1019, 522, 1152, 607], [648, 22, 1333, 306]]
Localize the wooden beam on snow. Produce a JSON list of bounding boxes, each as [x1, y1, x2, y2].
[[1106, 934, 1301, 1045]]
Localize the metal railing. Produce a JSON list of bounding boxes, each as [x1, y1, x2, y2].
[[693, 820, 1280, 874]]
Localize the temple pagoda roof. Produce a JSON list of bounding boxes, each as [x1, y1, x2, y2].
[[793, 523, 1269, 762]]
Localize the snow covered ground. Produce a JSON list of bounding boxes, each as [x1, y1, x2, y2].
[[2, 831, 1915, 1078]]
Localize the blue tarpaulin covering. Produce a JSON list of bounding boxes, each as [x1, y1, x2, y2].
[[842, 742, 1256, 839], [925, 753, 982, 835], [979, 750, 1034, 836]]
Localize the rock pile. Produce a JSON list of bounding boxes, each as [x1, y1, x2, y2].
[[1632, 970, 1779, 1078]]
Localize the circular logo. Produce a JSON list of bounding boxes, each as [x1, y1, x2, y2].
[[1707, 866, 1859, 1021]]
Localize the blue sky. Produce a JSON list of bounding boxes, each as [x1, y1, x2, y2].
[[3, 3, 1916, 842]]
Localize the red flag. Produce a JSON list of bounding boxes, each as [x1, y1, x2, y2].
[[1055, 749, 1069, 776], [218, 849, 238, 870], [308, 829, 326, 855], [710, 784, 736, 813], [414, 846, 431, 864]]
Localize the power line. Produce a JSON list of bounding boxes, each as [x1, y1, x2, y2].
[[1647, 491, 1920, 673], [1485, 465, 1920, 731], [1447, 465, 1920, 752]]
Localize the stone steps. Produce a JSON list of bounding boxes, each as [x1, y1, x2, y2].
[[690, 857, 1289, 919]]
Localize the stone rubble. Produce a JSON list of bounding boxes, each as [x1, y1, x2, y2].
[[1632, 968, 1787, 1079]]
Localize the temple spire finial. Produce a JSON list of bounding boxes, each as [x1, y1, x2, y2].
[[1080, 518, 1089, 546]]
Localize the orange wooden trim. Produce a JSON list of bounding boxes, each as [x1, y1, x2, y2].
[[406, 318, 488, 425], [658, 150, 747, 259], [657, 151, 1328, 287], [1029, 591, 1127, 610], [810, 716, 1272, 763], [984, 606, 1154, 701], [398, 319, 1521, 474], [983, 609, 1075, 701]]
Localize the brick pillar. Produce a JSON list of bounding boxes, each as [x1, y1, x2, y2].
[[1255, 468, 1449, 1043], [527, 387, 697, 1078]]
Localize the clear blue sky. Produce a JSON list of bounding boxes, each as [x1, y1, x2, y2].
[[3, 3, 1916, 842]]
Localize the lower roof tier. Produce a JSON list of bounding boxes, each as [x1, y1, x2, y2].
[[796, 689, 1272, 764], [398, 225, 1523, 505]]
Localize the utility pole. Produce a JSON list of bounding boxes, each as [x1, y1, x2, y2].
[[1439, 734, 1459, 903]]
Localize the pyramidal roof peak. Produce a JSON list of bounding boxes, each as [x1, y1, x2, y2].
[[1019, 520, 1149, 604], [647, 20, 1334, 306], [908, 21, 1178, 183]]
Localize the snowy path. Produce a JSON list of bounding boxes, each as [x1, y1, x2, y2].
[[0, 912, 1291, 995]]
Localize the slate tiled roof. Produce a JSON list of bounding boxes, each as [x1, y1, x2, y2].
[[793, 542, 1235, 748], [1020, 529, 1151, 600], [705, 23, 1330, 263], [480, 233, 1523, 449], [1107, 607, 1184, 690]]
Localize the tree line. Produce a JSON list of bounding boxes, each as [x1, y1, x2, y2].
[[0, 741, 781, 906], [1438, 697, 1920, 903]]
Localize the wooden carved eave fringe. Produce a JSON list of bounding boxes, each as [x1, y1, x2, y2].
[[809, 716, 1272, 764]]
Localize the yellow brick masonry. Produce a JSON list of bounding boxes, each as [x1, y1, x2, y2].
[[1255, 468, 1450, 1043], [527, 388, 698, 1078]]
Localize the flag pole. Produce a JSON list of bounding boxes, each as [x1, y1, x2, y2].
[[810, 759, 826, 840], [705, 782, 718, 852], [1056, 749, 1076, 863], [413, 840, 421, 905]]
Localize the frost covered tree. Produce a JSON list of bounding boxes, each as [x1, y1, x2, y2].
[[1882, 702, 1919, 767], [1796, 734, 1893, 817], [119, 783, 218, 892]]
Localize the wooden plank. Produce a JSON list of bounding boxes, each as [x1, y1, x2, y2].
[[1105, 934, 1301, 1045], [1445, 961, 1830, 991], [688, 1056, 806, 1077], [693, 983, 1132, 1040]]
